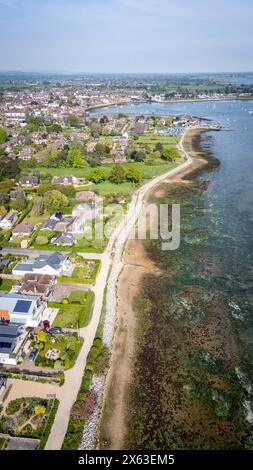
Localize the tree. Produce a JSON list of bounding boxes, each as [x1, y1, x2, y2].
[[11, 193, 26, 212], [2, 157, 19, 178], [130, 150, 146, 162], [125, 166, 141, 183], [102, 126, 110, 136], [155, 142, 163, 152], [67, 147, 86, 168], [161, 148, 178, 161], [88, 167, 107, 184], [0, 206, 7, 216], [43, 190, 69, 213], [94, 142, 105, 155], [43, 151, 61, 168], [0, 128, 7, 144], [37, 330, 47, 342], [109, 165, 126, 184], [67, 114, 80, 128], [0, 179, 13, 195], [90, 122, 102, 137], [31, 196, 44, 216], [35, 405, 46, 415]]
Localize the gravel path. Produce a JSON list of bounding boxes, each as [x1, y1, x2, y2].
[[79, 375, 105, 450]]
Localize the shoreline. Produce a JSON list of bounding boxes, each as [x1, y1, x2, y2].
[[86, 97, 253, 113], [97, 127, 211, 449]]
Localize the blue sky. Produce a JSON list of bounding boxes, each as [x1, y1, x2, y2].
[[0, 0, 253, 73]]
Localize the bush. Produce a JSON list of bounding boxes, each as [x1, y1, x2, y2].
[[6, 398, 23, 416], [93, 337, 102, 349], [35, 405, 46, 415], [62, 298, 69, 304], [69, 335, 78, 352], [64, 357, 70, 369], [89, 346, 100, 359], [85, 363, 94, 372], [54, 359, 62, 370]]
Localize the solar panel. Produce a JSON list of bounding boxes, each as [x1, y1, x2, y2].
[[14, 300, 32, 313]]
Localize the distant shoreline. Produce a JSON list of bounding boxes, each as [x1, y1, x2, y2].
[[86, 97, 253, 113]]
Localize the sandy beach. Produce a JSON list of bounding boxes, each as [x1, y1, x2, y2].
[[98, 128, 213, 449]]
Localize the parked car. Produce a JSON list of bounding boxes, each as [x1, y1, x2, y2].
[[43, 320, 50, 330], [0, 376, 6, 390], [28, 347, 38, 362], [48, 326, 62, 335]]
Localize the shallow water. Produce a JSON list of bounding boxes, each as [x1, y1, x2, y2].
[[93, 101, 253, 448]]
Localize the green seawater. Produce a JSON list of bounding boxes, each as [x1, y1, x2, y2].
[[94, 100, 253, 449]]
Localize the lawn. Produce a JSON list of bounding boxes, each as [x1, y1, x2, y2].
[[52, 291, 94, 329], [25, 158, 180, 181], [0, 278, 17, 291], [59, 259, 100, 284], [35, 333, 84, 370]]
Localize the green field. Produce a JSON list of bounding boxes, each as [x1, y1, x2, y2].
[[52, 291, 94, 328]]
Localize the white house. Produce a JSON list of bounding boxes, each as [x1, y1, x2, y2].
[[0, 211, 18, 230], [13, 252, 73, 277], [0, 322, 28, 365], [0, 292, 46, 328]]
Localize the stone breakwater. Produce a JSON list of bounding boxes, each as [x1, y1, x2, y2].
[[79, 375, 105, 450]]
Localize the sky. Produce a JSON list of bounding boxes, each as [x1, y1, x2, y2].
[[0, 0, 253, 73]]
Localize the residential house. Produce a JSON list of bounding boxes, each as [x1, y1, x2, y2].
[[54, 216, 75, 232], [0, 211, 18, 230], [18, 274, 56, 300], [75, 191, 96, 203], [12, 222, 35, 237], [13, 251, 73, 277], [0, 322, 27, 365], [19, 146, 33, 160], [0, 292, 46, 328], [51, 233, 75, 247], [42, 211, 62, 231], [19, 176, 39, 187], [9, 188, 25, 200], [52, 175, 79, 185]]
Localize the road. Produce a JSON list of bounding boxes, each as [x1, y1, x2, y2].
[[45, 129, 193, 450]]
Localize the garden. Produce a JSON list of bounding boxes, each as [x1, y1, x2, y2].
[[0, 397, 59, 449], [58, 256, 100, 284], [51, 290, 94, 329], [34, 331, 83, 370]]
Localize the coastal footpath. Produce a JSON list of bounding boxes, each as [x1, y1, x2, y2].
[[45, 128, 196, 449]]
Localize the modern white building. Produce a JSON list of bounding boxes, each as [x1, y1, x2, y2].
[[0, 292, 47, 365], [12, 252, 73, 277], [0, 293, 46, 328]]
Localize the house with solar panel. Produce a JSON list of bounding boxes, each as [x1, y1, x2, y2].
[[0, 323, 27, 365], [12, 251, 73, 277], [0, 293, 46, 328], [0, 293, 46, 365]]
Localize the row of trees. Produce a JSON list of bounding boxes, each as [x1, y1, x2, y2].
[[88, 164, 141, 184]]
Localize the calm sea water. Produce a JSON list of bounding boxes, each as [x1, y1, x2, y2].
[[92, 101, 253, 430]]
